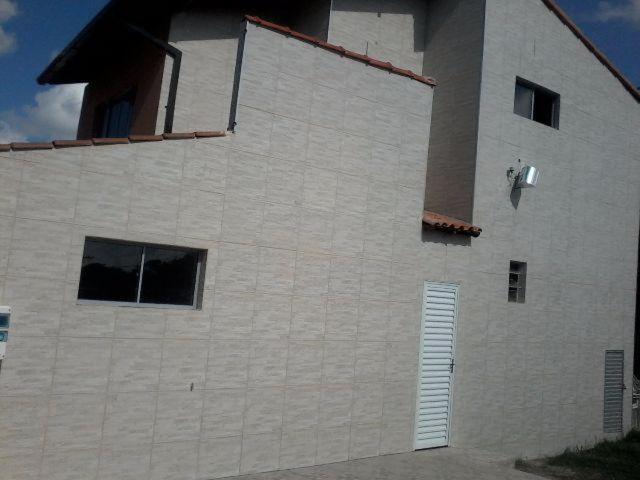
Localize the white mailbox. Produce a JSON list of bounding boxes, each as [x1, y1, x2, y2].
[[0, 307, 10, 361]]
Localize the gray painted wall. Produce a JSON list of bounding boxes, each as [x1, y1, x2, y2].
[[422, 0, 486, 222], [1, 1, 639, 478], [439, 0, 640, 457], [156, 7, 244, 134], [0, 22, 434, 480], [157, 2, 334, 135], [328, 0, 427, 73]]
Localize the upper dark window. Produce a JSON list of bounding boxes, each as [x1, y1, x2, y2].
[[78, 238, 205, 308], [93, 89, 136, 138], [508, 261, 527, 304], [514, 78, 560, 129]]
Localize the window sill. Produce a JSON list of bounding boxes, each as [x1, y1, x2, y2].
[[513, 112, 560, 131], [76, 299, 199, 311]]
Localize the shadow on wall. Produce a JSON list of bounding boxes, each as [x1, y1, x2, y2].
[[422, 226, 471, 247], [169, 0, 332, 43], [330, 0, 426, 54], [421, 0, 486, 225], [510, 187, 522, 209]]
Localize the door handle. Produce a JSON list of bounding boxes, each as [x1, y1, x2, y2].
[[450, 359, 455, 373]]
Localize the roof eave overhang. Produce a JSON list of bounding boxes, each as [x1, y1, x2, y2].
[[38, 0, 187, 85], [37, 0, 119, 85]]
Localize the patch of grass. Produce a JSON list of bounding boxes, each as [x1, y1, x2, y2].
[[516, 431, 640, 480]]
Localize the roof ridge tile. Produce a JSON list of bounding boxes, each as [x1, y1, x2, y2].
[[195, 131, 226, 138], [163, 132, 195, 140], [0, 131, 228, 153], [93, 137, 129, 146], [53, 140, 93, 148], [10, 142, 53, 151], [129, 134, 164, 143]]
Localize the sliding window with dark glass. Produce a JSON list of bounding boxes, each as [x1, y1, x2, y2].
[[514, 78, 560, 129], [78, 239, 205, 308], [140, 247, 200, 306]]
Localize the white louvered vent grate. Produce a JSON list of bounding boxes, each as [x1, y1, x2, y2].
[[604, 350, 625, 434]]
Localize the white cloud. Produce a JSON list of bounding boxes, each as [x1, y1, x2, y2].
[[0, 26, 16, 55], [0, 120, 26, 143], [0, 0, 17, 56], [595, 0, 640, 26], [0, 84, 86, 143], [0, 0, 17, 22], [0, 0, 84, 143]]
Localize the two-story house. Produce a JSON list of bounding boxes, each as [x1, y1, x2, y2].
[[0, 1, 638, 479]]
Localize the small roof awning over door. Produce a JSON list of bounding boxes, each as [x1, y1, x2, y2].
[[422, 211, 482, 237]]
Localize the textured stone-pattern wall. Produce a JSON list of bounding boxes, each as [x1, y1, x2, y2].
[[422, 0, 486, 221], [0, 23, 434, 480], [328, 0, 427, 73], [442, 0, 640, 458], [157, 8, 244, 134], [225, 22, 434, 474], [157, 3, 334, 135]]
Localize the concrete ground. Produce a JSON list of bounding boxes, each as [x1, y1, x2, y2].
[[234, 448, 544, 480]]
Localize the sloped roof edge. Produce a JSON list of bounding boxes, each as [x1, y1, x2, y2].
[[38, 0, 118, 85], [245, 16, 437, 87], [0, 131, 227, 153], [540, 0, 640, 103], [38, 0, 184, 85], [38, 1, 638, 102]]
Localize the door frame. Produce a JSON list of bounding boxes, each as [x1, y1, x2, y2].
[[414, 281, 459, 450]]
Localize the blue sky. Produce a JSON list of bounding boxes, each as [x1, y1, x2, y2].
[[0, 0, 638, 141]]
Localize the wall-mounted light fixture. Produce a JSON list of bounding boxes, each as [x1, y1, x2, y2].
[[507, 164, 540, 189]]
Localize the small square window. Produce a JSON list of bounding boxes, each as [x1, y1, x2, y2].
[[508, 261, 527, 304], [514, 78, 560, 129], [78, 238, 206, 308]]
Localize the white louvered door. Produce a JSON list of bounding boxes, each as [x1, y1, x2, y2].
[[415, 282, 458, 450]]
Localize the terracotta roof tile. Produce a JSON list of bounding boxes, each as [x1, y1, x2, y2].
[[10, 142, 53, 151], [129, 135, 164, 143], [0, 131, 228, 153], [163, 132, 195, 140], [195, 131, 227, 138], [245, 15, 437, 87], [423, 211, 482, 237], [53, 139, 93, 148], [92, 137, 130, 146], [541, 0, 640, 103]]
